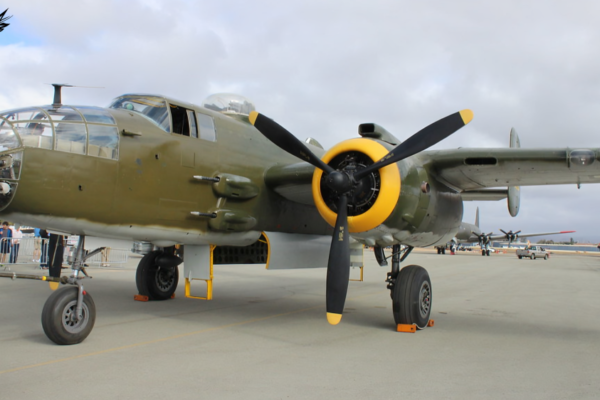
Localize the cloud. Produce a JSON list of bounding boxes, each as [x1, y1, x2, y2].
[[2, 0, 600, 241]]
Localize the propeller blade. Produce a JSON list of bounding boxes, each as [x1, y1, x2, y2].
[[326, 195, 350, 325], [354, 109, 473, 180], [515, 230, 522, 235], [249, 111, 335, 175], [500, 229, 507, 235]]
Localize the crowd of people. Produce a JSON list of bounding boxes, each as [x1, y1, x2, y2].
[[0, 223, 52, 268]]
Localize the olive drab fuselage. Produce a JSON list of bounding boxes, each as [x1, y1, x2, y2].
[[0, 94, 463, 248]]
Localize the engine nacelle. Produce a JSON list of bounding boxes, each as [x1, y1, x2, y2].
[[311, 138, 463, 247]]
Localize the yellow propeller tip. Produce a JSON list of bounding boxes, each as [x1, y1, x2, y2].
[[49, 281, 59, 291], [326, 312, 342, 325], [249, 111, 259, 126], [459, 109, 474, 125]]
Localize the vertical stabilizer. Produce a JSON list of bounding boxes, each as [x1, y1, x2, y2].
[[508, 128, 521, 217], [474, 207, 480, 228]]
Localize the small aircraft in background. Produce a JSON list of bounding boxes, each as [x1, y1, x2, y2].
[[449, 207, 575, 255]]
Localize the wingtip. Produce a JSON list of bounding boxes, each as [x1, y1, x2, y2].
[[326, 312, 342, 325], [249, 111, 259, 126]]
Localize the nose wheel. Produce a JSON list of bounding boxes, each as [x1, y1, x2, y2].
[[41, 286, 96, 345]]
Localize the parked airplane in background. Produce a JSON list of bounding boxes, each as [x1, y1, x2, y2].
[[0, 85, 596, 345], [450, 207, 575, 255]]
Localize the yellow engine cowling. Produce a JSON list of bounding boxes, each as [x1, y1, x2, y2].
[[312, 138, 400, 233], [311, 137, 463, 247]]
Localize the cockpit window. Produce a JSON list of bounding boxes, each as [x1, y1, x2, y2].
[[1, 107, 47, 122], [77, 106, 116, 124], [47, 106, 83, 122], [12, 121, 53, 149], [0, 119, 21, 152], [109, 95, 170, 132]]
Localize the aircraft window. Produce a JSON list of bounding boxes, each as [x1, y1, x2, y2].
[[196, 112, 216, 142], [109, 95, 170, 132], [12, 121, 53, 149], [47, 106, 84, 122], [88, 125, 119, 159], [76, 106, 116, 125], [187, 110, 198, 139], [55, 122, 86, 155], [170, 104, 191, 136], [0, 119, 21, 152], [202, 93, 256, 116], [0, 107, 49, 122]]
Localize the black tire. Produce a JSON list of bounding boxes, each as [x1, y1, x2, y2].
[[41, 286, 96, 345], [531, 254, 536, 260], [486, 250, 490, 256], [481, 250, 485, 256], [436, 248, 441, 254], [392, 265, 431, 329], [518, 255, 522, 259], [136, 250, 179, 300], [544, 254, 548, 260], [441, 248, 445, 254]]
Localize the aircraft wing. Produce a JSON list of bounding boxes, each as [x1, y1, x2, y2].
[[423, 148, 600, 191], [489, 230, 576, 241]]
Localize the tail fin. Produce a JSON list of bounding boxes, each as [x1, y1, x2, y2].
[[508, 128, 521, 217], [475, 207, 480, 228]]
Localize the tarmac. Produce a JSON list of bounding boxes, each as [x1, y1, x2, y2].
[[1, 249, 600, 399]]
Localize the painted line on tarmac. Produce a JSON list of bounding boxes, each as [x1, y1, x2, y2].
[[0, 291, 380, 375]]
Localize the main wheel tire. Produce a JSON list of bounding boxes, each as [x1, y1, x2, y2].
[[481, 250, 485, 256], [41, 286, 96, 345], [441, 248, 445, 254], [392, 265, 431, 329], [136, 250, 179, 300], [486, 250, 490, 256], [531, 254, 536, 260]]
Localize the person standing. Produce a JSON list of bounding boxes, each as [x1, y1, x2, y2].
[[0, 222, 12, 263], [10, 225, 21, 263]]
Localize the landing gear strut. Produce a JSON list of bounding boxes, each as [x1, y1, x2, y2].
[[385, 245, 432, 329]]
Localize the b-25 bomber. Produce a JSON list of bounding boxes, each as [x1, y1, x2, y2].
[[0, 85, 598, 345]]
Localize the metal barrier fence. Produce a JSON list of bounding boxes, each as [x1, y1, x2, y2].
[[0, 237, 129, 266]]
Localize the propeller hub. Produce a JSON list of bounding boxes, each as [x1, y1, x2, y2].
[[325, 170, 352, 193], [320, 152, 381, 216]]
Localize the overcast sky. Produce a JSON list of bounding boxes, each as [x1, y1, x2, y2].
[[1, 1, 600, 244]]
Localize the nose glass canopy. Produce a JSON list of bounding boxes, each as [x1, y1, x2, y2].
[[0, 105, 119, 159]]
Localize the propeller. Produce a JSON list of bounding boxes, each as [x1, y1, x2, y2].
[[250, 109, 473, 324], [472, 231, 494, 246], [499, 229, 521, 247]]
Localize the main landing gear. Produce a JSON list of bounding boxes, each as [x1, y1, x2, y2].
[[385, 244, 432, 329], [135, 248, 182, 300]]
